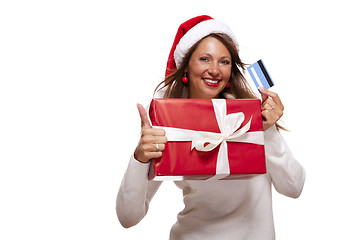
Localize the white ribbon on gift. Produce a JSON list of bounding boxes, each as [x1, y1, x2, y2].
[[153, 99, 264, 180]]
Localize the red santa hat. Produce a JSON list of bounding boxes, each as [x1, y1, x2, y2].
[[165, 15, 239, 77]]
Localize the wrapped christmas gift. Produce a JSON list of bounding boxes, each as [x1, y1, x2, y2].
[[148, 98, 266, 180]]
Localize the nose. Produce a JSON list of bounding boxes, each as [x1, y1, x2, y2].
[[208, 62, 220, 77]]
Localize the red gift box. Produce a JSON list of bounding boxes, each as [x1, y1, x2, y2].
[[148, 98, 266, 180]]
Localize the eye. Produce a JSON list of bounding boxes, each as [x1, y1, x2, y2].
[[220, 60, 231, 65], [200, 57, 209, 62]]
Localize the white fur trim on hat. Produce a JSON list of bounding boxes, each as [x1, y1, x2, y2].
[[173, 19, 239, 68]]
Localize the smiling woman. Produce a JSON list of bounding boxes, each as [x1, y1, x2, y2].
[[159, 33, 256, 100], [116, 15, 305, 240], [186, 36, 232, 99]]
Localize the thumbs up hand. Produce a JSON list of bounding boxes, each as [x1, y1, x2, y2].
[[133, 104, 167, 163]]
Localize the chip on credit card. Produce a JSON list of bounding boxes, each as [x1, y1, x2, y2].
[[247, 59, 274, 90]]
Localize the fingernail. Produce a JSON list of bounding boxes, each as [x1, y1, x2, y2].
[[258, 87, 265, 92]]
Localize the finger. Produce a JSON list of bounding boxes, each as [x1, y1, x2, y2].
[[262, 102, 274, 112], [262, 97, 275, 106], [262, 93, 284, 112], [136, 103, 151, 128], [141, 135, 167, 147], [262, 110, 276, 129], [142, 143, 165, 153], [259, 87, 284, 110], [143, 151, 162, 160], [262, 107, 282, 126], [142, 128, 166, 137], [263, 99, 284, 119], [155, 136, 167, 144], [142, 135, 167, 145], [152, 128, 166, 136], [157, 143, 166, 152], [261, 108, 272, 121], [259, 87, 268, 102], [262, 99, 277, 111], [260, 92, 268, 102], [152, 143, 166, 152]]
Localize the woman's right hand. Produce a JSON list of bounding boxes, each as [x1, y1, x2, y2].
[[133, 104, 167, 163]]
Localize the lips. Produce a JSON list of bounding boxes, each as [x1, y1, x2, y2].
[[202, 78, 222, 87]]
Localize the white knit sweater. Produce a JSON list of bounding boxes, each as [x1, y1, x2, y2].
[[116, 125, 305, 240]]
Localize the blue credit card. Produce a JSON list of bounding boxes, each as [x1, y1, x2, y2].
[[247, 59, 274, 90]]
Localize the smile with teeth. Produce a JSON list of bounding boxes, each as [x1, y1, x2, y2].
[[202, 78, 222, 87]]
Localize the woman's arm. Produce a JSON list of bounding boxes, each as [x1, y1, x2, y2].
[[264, 125, 306, 198], [116, 155, 162, 228], [259, 88, 305, 197], [116, 104, 166, 228]]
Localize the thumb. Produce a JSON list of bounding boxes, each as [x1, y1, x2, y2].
[[261, 93, 268, 102], [259, 87, 268, 102], [136, 104, 151, 128]]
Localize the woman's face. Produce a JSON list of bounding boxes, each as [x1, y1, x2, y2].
[[187, 36, 232, 99]]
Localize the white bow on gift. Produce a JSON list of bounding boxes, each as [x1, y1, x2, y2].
[[153, 99, 264, 180]]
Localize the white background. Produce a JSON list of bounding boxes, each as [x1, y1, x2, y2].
[[1, 0, 359, 239]]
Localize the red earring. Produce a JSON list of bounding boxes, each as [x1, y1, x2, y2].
[[226, 82, 231, 88], [182, 74, 188, 84]]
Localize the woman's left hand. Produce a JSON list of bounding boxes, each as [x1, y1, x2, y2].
[[259, 87, 284, 131]]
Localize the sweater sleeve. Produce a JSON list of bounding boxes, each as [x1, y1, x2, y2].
[[264, 125, 306, 198], [116, 155, 162, 228]]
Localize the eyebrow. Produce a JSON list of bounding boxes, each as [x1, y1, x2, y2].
[[200, 53, 231, 59]]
